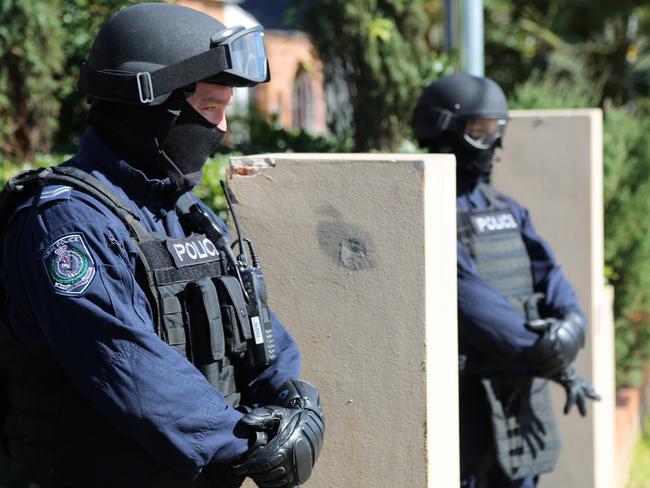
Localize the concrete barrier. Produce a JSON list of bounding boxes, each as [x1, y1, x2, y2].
[[492, 109, 615, 488], [229, 153, 459, 487]]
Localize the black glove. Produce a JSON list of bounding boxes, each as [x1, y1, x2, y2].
[[233, 380, 325, 487], [524, 311, 585, 378], [554, 367, 601, 416]]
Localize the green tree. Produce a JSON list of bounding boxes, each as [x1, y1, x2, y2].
[[55, 0, 137, 153], [0, 0, 65, 161], [293, 0, 450, 151], [0, 1, 135, 162], [485, 0, 650, 106]]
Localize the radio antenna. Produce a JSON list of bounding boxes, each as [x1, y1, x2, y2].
[[220, 180, 247, 265]]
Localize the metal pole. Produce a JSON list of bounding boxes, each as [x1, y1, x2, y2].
[[460, 0, 484, 76], [444, 0, 457, 54]]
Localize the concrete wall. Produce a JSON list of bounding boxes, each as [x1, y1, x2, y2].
[[492, 109, 616, 488], [229, 154, 459, 487]]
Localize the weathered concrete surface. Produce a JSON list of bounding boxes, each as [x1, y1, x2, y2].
[[230, 153, 458, 488], [492, 109, 615, 488]]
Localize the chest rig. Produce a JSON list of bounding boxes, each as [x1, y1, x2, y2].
[[457, 183, 560, 480], [138, 204, 252, 407], [457, 183, 534, 315], [0, 166, 271, 485], [7, 167, 264, 404]]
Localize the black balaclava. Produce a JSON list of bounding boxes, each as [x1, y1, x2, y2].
[[89, 90, 225, 194], [426, 133, 497, 191]]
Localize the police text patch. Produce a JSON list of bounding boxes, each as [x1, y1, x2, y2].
[[43, 234, 96, 295], [165, 234, 220, 268], [469, 210, 519, 235]]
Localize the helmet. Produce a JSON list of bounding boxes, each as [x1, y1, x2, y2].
[[77, 2, 270, 106], [411, 73, 508, 151]]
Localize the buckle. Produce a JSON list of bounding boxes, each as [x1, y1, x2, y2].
[[136, 72, 154, 104]]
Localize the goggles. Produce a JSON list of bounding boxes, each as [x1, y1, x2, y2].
[[208, 25, 269, 84], [462, 118, 507, 150]]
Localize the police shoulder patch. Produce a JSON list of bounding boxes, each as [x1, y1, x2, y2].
[[43, 233, 96, 295]]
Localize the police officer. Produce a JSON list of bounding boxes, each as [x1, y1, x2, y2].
[[0, 4, 324, 487], [411, 73, 599, 488]]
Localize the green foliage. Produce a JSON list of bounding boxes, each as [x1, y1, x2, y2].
[[0, 1, 135, 160], [228, 110, 347, 154], [55, 0, 137, 153], [626, 415, 650, 487], [0, 0, 65, 160], [484, 0, 650, 105], [510, 71, 598, 109], [293, 0, 452, 151], [602, 105, 650, 386], [0, 153, 70, 186], [194, 154, 232, 216]]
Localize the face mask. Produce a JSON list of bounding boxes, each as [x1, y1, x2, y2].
[[159, 99, 226, 192], [427, 134, 496, 183], [455, 144, 496, 178]]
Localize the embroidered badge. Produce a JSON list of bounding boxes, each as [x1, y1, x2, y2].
[[43, 234, 96, 295]]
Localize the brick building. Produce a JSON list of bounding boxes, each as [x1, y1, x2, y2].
[[178, 0, 327, 134]]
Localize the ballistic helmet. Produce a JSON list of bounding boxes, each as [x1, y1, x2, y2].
[[411, 73, 508, 151], [77, 2, 270, 106]]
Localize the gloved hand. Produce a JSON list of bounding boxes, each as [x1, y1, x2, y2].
[[524, 312, 585, 378], [553, 367, 601, 416], [233, 403, 324, 487]]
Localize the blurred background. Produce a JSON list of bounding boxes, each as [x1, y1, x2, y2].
[[1, 0, 650, 485]]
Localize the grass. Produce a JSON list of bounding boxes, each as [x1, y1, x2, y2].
[[627, 417, 650, 488]]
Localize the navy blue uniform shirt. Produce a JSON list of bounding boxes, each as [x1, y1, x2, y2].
[[0, 128, 301, 479], [456, 179, 584, 471]]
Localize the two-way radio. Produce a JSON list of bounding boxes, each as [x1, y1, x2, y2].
[[220, 180, 277, 368], [188, 182, 278, 368]]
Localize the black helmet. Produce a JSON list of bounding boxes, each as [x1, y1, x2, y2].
[[78, 2, 270, 106], [411, 73, 508, 151]]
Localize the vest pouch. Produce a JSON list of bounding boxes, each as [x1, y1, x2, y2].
[[186, 278, 226, 387], [159, 284, 189, 357], [482, 377, 560, 480], [214, 276, 253, 354], [222, 304, 248, 355]]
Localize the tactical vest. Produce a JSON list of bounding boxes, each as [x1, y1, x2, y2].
[[457, 183, 560, 480], [0, 167, 258, 487]]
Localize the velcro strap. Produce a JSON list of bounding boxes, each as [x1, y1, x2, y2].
[[78, 47, 229, 104], [216, 276, 252, 340], [187, 279, 225, 361], [166, 327, 187, 347]]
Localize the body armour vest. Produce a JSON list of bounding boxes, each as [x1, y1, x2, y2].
[[457, 183, 560, 480], [0, 167, 265, 487]]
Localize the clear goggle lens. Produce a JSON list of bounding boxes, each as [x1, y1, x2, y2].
[[463, 118, 507, 149], [214, 26, 268, 83]]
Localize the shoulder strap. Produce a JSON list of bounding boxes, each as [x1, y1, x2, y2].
[[0, 166, 169, 335], [0, 166, 151, 242]]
